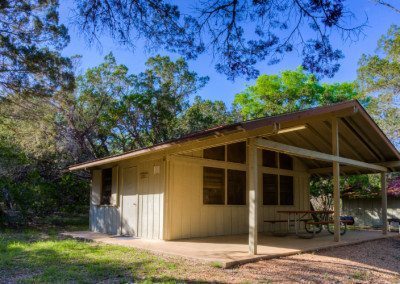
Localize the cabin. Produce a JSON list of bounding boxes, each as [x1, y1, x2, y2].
[[69, 100, 400, 255]]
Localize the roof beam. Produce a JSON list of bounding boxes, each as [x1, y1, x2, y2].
[[341, 117, 384, 160], [255, 138, 387, 172], [309, 161, 400, 174]]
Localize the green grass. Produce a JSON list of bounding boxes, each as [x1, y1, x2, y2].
[[0, 225, 182, 283], [210, 261, 223, 268]]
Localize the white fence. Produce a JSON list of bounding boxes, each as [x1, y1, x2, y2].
[[342, 198, 400, 227]]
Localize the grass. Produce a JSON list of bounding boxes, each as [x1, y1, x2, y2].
[[210, 261, 223, 268], [352, 270, 368, 281], [0, 218, 182, 283]]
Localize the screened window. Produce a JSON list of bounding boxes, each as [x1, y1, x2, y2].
[[262, 150, 277, 168], [280, 175, 294, 205], [263, 174, 278, 205], [203, 167, 225, 204], [279, 153, 293, 170], [227, 142, 246, 164], [101, 168, 112, 205], [203, 142, 247, 205], [204, 146, 225, 161], [262, 151, 294, 206], [227, 170, 246, 205]]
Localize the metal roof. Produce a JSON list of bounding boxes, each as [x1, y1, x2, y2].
[[69, 100, 400, 172]]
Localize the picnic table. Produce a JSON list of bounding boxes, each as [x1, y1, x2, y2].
[[265, 210, 350, 238]]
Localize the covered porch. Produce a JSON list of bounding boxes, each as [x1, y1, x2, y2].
[[245, 104, 400, 254], [63, 230, 398, 268]]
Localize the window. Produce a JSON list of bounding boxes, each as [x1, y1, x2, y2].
[[203, 167, 225, 204], [280, 175, 294, 205], [263, 174, 278, 205], [262, 150, 277, 168], [227, 170, 246, 205], [202, 142, 247, 205], [227, 142, 246, 164], [204, 145, 225, 161], [101, 168, 112, 205], [279, 153, 293, 170], [262, 151, 294, 206]]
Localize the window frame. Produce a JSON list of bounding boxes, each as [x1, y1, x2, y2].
[[100, 168, 113, 206], [261, 150, 295, 207], [202, 142, 247, 206]]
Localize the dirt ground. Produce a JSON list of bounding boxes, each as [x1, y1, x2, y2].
[[173, 236, 400, 283]]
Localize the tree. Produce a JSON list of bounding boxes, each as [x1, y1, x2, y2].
[[57, 54, 209, 163], [358, 25, 400, 149], [179, 96, 236, 134], [0, 0, 74, 99], [74, 0, 365, 80], [233, 66, 362, 120]]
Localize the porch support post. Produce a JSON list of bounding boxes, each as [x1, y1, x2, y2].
[[332, 118, 341, 242], [381, 172, 388, 235], [248, 138, 258, 255]]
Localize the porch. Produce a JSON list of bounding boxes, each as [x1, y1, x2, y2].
[[62, 230, 398, 268]]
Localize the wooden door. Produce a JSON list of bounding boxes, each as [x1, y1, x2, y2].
[[121, 166, 138, 236]]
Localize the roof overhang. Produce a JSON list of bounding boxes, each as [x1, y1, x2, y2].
[[69, 100, 400, 173]]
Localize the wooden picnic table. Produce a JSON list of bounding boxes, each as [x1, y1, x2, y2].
[[275, 210, 334, 236]]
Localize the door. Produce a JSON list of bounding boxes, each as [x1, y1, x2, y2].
[[121, 166, 138, 236]]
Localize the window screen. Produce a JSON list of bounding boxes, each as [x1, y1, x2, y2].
[[203, 146, 225, 161], [262, 150, 277, 168], [101, 168, 112, 205], [203, 167, 225, 204], [280, 175, 294, 205], [262, 174, 278, 205], [227, 170, 246, 205], [227, 142, 246, 164], [279, 153, 293, 170]]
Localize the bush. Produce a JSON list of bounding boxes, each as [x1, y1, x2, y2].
[[0, 172, 89, 226]]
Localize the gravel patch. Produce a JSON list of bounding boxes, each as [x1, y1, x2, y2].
[[169, 236, 400, 283]]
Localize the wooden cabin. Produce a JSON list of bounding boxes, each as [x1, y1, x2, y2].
[[69, 100, 400, 254]]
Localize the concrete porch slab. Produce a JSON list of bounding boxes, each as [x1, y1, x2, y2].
[[61, 230, 398, 268]]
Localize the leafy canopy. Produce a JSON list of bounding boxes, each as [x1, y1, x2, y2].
[[55, 54, 213, 162], [358, 25, 400, 149], [233, 67, 362, 119], [0, 0, 74, 99], [74, 0, 366, 80]]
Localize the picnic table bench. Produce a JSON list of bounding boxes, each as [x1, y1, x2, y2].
[[264, 210, 353, 238]]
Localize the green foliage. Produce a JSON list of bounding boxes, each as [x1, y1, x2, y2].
[[0, 0, 74, 99], [179, 96, 237, 134], [310, 175, 381, 199], [60, 53, 210, 159], [233, 67, 362, 119], [358, 25, 400, 149]]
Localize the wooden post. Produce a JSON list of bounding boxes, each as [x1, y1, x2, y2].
[[332, 118, 341, 242], [381, 172, 388, 235], [248, 138, 258, 254]]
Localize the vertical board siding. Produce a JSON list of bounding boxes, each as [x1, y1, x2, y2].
[[168, 156, 310, 240], [137, 159, 165, 239], [89, 158, 165, 239], [168, 159, 249, 240], [89, 205, 120, 234], [342, 198, 400, 227]]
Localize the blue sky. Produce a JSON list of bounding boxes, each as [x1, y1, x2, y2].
[[59, 1, 400, 105]]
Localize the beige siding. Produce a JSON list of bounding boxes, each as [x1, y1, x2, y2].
[[167, 151, 310, 240], [168, 158, 249, 240], [91, 170, 102, 205], [89, 158, 165, 239], [136, 159, 164, 239]]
